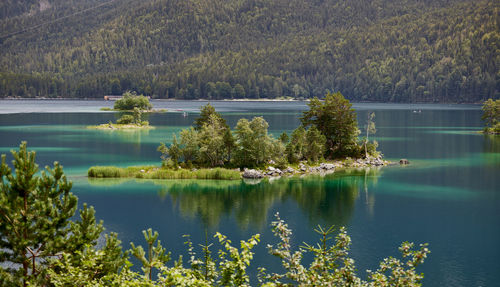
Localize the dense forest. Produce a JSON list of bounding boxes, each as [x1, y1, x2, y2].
[[0, 0, 498, 102]]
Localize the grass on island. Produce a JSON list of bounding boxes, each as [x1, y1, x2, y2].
[[87, 123, 154, 130], [88, 165, 241, 180]]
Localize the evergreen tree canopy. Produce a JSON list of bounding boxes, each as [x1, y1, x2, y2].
[[0, 142, 106, 286], [0, 0, 497, 102]]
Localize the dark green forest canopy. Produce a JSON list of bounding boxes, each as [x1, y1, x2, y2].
[[0, 0, 498, 102]]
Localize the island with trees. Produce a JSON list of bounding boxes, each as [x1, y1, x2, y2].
[[0, 142, 429, 286], [90, 91, 154, 130], [88, 92, 390, 180]]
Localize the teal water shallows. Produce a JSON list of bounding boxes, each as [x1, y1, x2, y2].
[[0, 100, 498, 286]]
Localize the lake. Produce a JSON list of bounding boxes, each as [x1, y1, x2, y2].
[[0, 100, 498, 286]]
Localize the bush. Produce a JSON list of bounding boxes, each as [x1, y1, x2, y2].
[[116, 114, 134, 124], [46, 214, 429, 286], [114, 91, 152, 111]]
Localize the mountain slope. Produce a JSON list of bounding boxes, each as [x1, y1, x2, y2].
[[0, 0, 498, 102]]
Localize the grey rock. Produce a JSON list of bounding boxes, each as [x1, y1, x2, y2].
[[243, 169, 264, 179], [320, 163, 335, 170]]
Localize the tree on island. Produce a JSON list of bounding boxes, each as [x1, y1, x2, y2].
[[233, 116, 282, 167], [301, 92, 361, 159], [364, 112, 377, 158], [114, 91, 152, 111], [482, 98, 500, 134]]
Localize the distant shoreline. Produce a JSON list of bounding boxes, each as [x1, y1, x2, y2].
[[1, 97, 303, 102], [0, 97, 485, 104]]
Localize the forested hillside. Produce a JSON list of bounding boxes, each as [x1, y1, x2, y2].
[[0, 0, 498, 102]]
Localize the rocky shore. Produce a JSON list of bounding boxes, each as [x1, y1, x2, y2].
[[242, 156, 390, 179]]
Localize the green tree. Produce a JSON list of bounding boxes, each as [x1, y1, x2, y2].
[[199, 114, 226, 167], [223, 128, 236, 162], [194, 103, 227, 131], [180, 127, 200, 163], [286, 126, 307, 164], [194, 103, 235, 163], [278, 132, 289, 145], [0, 142, 107, 286], [158, 135, 181, 167], [233, 117, 274, 167], [132, 107, 142, 124], [364, 112, 377, 157], [114, 91, 152, 111], [305, 125, 326, 162], [46, 233, 128, 286], [301, 92, 360, 158], [116, 114, 134, 124], [481, 98, 500, 134], [233, 84, 246, 99]]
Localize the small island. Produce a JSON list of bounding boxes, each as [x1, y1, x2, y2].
[[90, 91, 154, 130], [88, 92, 391, 180]]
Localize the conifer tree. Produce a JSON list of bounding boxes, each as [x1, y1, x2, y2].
[[0, 142, 104, 286]]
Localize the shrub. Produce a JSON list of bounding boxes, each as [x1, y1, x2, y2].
[[45, 214, 429, 286], [116, 114, 134, 124], [114, 91, 152, 111]]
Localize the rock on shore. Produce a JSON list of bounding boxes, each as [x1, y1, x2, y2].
[[242, 156, 391, 179]]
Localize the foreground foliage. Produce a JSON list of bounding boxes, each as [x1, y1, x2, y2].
[[2, 143, 429, 286], [0, 142, 122, 286], [46, 213, 429, 287]]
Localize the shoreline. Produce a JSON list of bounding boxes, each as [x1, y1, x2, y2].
[[0, 97, 485, 105], [87, 157, 393, 181]]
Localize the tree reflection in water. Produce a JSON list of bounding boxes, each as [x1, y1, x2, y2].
[[154, 168, 382, 229]]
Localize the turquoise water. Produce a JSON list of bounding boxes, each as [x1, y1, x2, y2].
[[0, 100, 498, 286]]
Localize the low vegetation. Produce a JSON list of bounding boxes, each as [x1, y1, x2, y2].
[[482, 98, 500, 135], [88, 165, 241, 180], [1, 143, 429, 286], [89, 106, 152, 130]]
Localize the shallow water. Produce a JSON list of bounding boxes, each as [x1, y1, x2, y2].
[[0, 100, 498, 286]]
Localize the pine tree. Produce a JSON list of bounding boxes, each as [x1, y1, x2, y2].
[[0, 142, 105, 286]]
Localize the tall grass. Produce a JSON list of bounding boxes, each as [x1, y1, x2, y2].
[[88, 166, 241, 180], [88, 166, 128, 178]]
